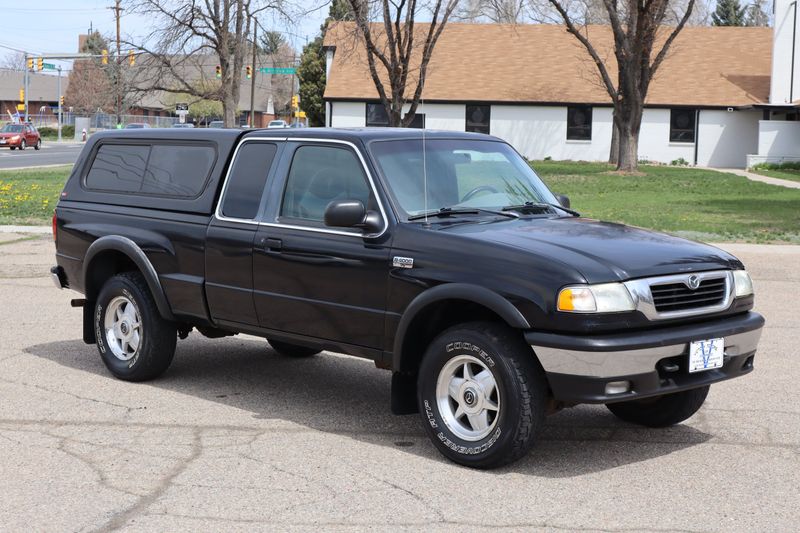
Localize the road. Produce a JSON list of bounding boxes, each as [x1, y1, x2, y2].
[[0, 234, 798, 532], [0, 141, 82, 170]]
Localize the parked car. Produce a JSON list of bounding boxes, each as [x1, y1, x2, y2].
[[124, 123, 150, 129], [51, 128, 764, 468], [0, 123, 41, 150], [267, 119, 288, 129], [289, 122, 306, 128], [172, 123, 195, 128], [207, 120, 224, 128]]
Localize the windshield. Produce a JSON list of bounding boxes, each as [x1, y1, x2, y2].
[[2, 124, 23, 133], [369, 138, 558, 218]]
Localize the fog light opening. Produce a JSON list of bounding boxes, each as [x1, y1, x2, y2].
[[605, 380, 631, 395], [742, 355, 754, 371]]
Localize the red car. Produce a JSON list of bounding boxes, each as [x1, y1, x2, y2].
[[0, 123, 41, 150]]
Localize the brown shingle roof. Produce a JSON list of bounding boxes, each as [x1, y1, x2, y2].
[[323, 22, 772, 107]]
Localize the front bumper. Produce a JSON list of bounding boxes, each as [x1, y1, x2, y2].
[[525, 312, 764, 404]]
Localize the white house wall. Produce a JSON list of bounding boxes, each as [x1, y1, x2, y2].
[[327, 101, 758, 167], [696, 110, 761, 168], [329, 101, 366, 127], [490, 106, 613, 161], [758, 120, 800, 157]]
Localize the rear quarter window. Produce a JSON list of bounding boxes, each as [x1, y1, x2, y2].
[[84, 142, 216, 198]]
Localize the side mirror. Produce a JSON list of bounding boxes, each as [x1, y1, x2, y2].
[[556, 194, 571, 208], [324, 199, 382, 233]]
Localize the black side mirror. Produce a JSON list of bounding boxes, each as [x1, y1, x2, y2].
[[556, 194, 571, 208], [324, 200, 382, 233]]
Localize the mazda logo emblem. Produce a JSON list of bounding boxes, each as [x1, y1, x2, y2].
[[687, 275, 700, 290]]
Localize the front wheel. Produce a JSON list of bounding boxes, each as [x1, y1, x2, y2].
[[606, 385, 710, 427], [34, 139, 41, 150], [94, 271, 177, 381], [19, 140, 26, 150], [417, 322, 547, 469]]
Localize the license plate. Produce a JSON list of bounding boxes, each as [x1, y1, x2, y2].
[[688, 338, 724, 373]]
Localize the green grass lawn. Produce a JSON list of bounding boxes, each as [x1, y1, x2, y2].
[[1, 161, 799, 243], [0, 166, 71, 225], [532, 161, 800, 243], [749, 167, 800, 183]]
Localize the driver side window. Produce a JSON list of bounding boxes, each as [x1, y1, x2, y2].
[[280, 145, 372, 224]]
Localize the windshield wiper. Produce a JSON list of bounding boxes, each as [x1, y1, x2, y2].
[[408, 206, 519, 221], [502, 201, 581, 217]]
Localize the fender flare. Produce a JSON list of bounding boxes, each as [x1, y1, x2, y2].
[[391, 283, 530, 372], [83, 235, 175, 321]]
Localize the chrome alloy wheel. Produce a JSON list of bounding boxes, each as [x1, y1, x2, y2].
[[104, 296, 142, 361], [436, 354, 501, 441]]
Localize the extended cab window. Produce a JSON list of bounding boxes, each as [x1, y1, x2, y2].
[[280, 145, 371, 224], [85, 143, 215, 197], [220, 142, 278, 220]]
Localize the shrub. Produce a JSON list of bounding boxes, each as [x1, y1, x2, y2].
[[37, 125, 75, 140], [670, 157, 689, 166], [752, 161, 800, 171]]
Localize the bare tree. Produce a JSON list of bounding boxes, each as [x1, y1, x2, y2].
[[457, 0, 527, 23], [343, 0, 460, 127], [1, 51, 26, 71], [547, 0, 696, 171], [124, 0, 284, 127], [65, 32, 116, 114]]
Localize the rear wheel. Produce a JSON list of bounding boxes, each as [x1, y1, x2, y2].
[[267, 339, 321, 357], [606, 385, 710, 427], [94, 271, 177, 381], [417, 322, 547, 469]]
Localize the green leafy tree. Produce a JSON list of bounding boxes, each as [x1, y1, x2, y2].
[[712, 0, 747, 26], [297, 0, 354, 126]]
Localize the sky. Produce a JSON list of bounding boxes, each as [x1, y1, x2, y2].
[[0, 0, 329, 72]]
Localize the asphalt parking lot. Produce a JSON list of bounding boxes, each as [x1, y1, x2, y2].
[[1, 233, 798, 532]]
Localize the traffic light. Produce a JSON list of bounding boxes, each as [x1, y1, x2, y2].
[[59, 95, 64, 107], [128, 50, 135, 66], [215, 65, 221, 79], [37, 57, 43, 70], [245, 65, 252, 79], [19, 88, 24, 102], [291, 95, 298, 109], [102, 49, 108, 65], [27, 58, 34, 70]]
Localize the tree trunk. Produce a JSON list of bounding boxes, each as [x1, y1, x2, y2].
[[609, 117, 619, 166], [617, 126, 640, 172], [222, 91, 237, 128]]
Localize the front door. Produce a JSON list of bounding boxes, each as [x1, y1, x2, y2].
[[252, 141, 392, 349]]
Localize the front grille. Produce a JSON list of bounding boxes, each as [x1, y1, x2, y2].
[[650, 277, 727, 313]]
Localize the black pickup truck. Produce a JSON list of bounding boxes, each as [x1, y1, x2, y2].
[[51, 128, 764, 468]]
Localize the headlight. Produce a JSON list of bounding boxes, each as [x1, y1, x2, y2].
[[10, 135, 19, 141], [733, 270, 753, 297], [557, 283, 635, 313]]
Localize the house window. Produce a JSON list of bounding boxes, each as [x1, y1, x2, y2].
[[366, 103, 424, 128], [566, 106, 592, 141], [669, 109, 697, 143], [466, 105, 490, 134]]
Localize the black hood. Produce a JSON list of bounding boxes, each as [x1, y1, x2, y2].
[[439, 216, 741, 282]]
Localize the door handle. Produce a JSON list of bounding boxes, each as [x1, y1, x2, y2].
[[257, 237, 282, 252]]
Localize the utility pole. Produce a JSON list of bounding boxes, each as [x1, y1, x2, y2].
[[109, 0, 123, 126], [23, 53, 29, 123], [57, 66, 63, 142], [249, 20, 258, 128]]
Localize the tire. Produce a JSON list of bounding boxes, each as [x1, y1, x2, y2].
[[34, 139, 41, 150], [19, 140, 25, 150], [9, 147, 15, 151], [267, 339, 321, 357], [417, 321, 547, 469], [606, 385, 710, 427], [94, 271, 177, 381]]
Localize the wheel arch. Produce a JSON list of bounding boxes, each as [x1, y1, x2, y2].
[[391, 283, 530, 374], [83, 236, 175, 322]]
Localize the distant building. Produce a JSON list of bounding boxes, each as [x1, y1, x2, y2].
[[0, 69, 66, 123], [323, 23, 773, 168]]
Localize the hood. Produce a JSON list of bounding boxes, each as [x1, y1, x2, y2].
[[439, 216, 741, 282], [0, 132, 21, 138]]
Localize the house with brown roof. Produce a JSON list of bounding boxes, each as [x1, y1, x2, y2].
[[323, 22, 778, 168]]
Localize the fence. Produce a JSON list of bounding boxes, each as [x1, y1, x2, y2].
[[8, 112, 179, 130]]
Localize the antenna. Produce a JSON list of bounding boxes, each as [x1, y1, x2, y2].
[[421, 71, 429, 227]]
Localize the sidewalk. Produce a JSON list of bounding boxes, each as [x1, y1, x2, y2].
[[716, 168, 800, 189]]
